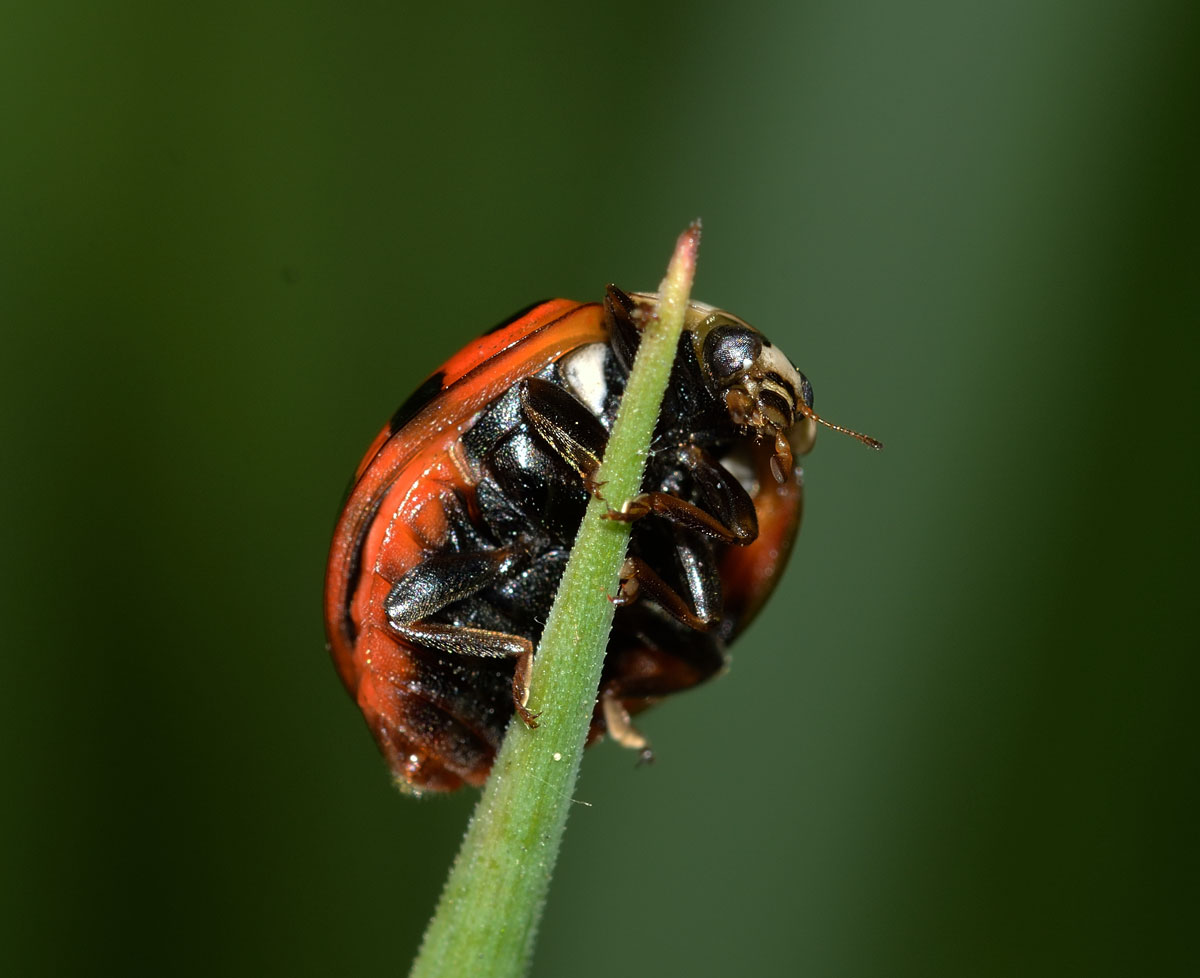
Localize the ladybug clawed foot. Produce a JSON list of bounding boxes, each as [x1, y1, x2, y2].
[[602, 688, 654, 765], [513, 650, 540, 728], [583, 473, 608, 500], [516, 704, 541, 729], [601, 494, 651, 524], [608, 558, 641, 608]]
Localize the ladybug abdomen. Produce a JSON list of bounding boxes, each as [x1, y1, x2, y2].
[[347, 368, 598, 790]]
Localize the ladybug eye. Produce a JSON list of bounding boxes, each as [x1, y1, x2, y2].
[[799, 371, 814, 409], [703, 324, 762, 384]]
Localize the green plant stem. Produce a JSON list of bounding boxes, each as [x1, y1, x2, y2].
[[409, 223, 701, 978]]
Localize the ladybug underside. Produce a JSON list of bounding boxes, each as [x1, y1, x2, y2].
[[332, 288, 804, 792]]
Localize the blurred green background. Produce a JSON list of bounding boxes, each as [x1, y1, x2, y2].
[[3, 2, 1196, 975]]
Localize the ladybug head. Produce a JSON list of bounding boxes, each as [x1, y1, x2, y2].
[[680, 304, 813, 483], [687, 302, 883, 483], [624, 290, 882, 482]]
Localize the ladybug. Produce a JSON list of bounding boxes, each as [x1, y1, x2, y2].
[[324, 286, 879, 792]]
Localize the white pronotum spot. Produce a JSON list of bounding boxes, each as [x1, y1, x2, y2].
[[560, 342, 609, 416]]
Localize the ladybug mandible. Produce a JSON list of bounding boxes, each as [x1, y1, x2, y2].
[[324, 286, 878, 792]]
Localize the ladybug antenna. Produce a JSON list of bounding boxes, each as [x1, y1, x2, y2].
[[796, 402, 883, 450]]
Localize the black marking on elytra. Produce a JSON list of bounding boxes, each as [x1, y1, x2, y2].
[[389, 372, 447, 435], [341, 492, 387, 645], [482, 299, 551, 336]]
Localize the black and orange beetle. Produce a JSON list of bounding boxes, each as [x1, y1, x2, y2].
[[324, 286, 879, 792]]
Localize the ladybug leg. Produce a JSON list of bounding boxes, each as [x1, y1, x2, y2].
[[518, 376, 609, 489], [603, 446, 758, 545], [392, 619, 540, 728], [384, 548, 542, 727], [613, 556, 715, 630], [600, 687, 654, 764], [605, 492, 753, 543]]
